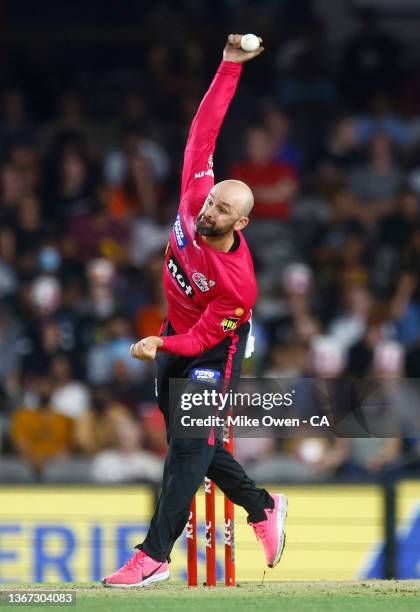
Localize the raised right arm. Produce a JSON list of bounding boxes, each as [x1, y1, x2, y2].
[[180, 34, 264, 217]]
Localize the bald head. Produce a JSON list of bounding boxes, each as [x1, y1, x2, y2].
[[212, 180, 254, 217], [195, 179, 254, 238]]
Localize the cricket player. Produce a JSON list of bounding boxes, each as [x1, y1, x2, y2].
[[102, 34, 288, 588]]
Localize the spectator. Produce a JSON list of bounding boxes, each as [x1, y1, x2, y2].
[[106, 314, 146, 378], [109, 358, 154, 415], [40, 92, 106, 159], [108, 152, 158, 220], [10, 377, 73, 480], [338, 341, 405, 481], [309, 335, 345, 379], [21, 317, 63, 377], [0, 89, 36, 158], [135, 277, 166, 339], [355, 94, 412, 148], [379, 190, 420, 251], [9, 142, 40, 195], [141, 404, 167, 458], [346, 308, 394, 377], [49, 354, 90, 419], [73, 386, 130, 456], [86, 313, 146, 385], [311, 189, 364, 287], [129, 218, 170, 267], [317, 117, 361, 190], [104, 124, 170, 187], [0, 225, 17, 296], [260, 262, 319, 347], [235, 438, 277, 473], [0, 307, 21, 384], [230, 126, 298, 221], [14, 195, 45, 257], [41, 93, 88, 148], [67, 184, 130, 264], [264, 107, 303, 174], [85, 258, 116, 313], [348, 134, 402, 225], [328, 285, 371, 353], [390, 229, 420, 348], [90, 413, 163, 483], [52, 147, 94, 220], [135, 297, 166, 338], [263, 344, 302, 379], [0, 165, 26, 222]]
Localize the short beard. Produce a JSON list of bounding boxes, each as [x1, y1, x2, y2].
[[196, 221, 225, 236], [195, 214, 227, 236]]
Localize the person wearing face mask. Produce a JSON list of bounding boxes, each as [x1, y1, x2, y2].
[[10, 377, 72, 480]]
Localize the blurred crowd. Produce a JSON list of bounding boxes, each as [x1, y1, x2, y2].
[[0, 2, 420, 484]]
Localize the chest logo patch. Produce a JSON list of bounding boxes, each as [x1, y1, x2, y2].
[[167, 252, 195, 298], [192, 272, 214, 292], [221, 317, 239, 333]]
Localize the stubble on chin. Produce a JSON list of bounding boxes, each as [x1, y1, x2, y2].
[[196, 216, 215, 236]]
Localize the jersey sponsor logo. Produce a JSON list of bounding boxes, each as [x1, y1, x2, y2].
[[173, 213, 188, 248], [191, 368, 221, 384], [221, 317, 239, 333], [192, 272, 214, 292], [194, 169, 214, 179], [167, 252, 195, 297]]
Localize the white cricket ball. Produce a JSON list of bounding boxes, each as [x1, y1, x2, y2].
[[240, 33, 260, 53]]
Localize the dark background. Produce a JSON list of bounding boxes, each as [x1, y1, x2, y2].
[[1, 0, 420, 485]]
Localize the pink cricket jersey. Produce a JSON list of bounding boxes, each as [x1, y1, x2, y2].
[[160, 60, 258, 357]]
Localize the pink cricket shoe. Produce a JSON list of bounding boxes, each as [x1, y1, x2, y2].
[[102, 550, 169, 588], [249, 493, 288, 568]]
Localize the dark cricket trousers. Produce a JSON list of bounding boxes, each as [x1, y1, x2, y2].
[[137, 319, 272, 563]]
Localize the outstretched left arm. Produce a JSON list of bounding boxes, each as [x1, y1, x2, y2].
[[131, 295, 247, 359]]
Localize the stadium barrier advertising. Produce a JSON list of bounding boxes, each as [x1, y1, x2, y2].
[[0, 483, 418, 583]]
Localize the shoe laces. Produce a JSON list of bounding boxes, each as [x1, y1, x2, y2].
[[124, 551, 146, 573]]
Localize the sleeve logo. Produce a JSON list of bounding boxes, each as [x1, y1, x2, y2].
[[194, 155, 214, 179], [194, 169, 214, 179], [221, 317, 239, 333], [173, 213, 188, 248]]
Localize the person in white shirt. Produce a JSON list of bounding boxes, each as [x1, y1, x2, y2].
[[91, 413, 163, 484]]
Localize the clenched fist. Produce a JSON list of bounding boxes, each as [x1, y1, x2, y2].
[[130, 336, 163, 361]]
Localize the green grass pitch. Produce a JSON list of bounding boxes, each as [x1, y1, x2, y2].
[[0, 581, 419, 612]]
